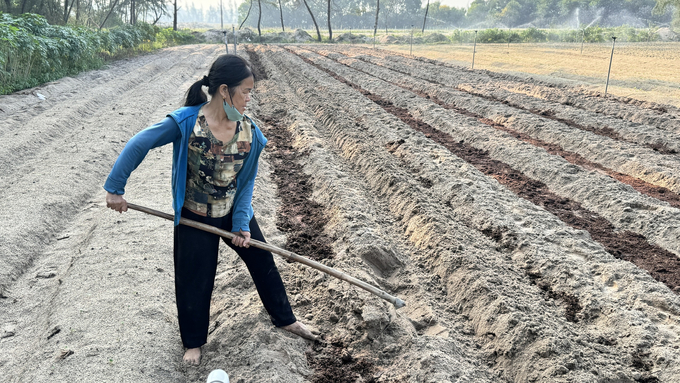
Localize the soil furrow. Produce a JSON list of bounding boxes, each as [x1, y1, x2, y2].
[[0, 49, 175, 121], [249, 47, 503, 382], [3, 44, 680, 383], [287, 46, 680, 260], [309, 46, 680, 155], [307, 47, 680, 210], [0, 45, 221, 296], [0, 45, 217, 196], [302, 48, 680, 196], [0, 51, 215, 382], [347, 46, 680, 132], [266, 45, 680, 382], [285, 47, 680, 295], [260, 115, 335, 261]]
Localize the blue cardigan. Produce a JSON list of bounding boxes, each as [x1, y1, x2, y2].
[[103, 103, 267, 231]]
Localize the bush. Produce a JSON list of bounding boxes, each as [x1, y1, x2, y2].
[[0, 12, 197, 94], [451, 29, 478, 43], [520, 27, 547, 42], [478, 28, 507, 43]]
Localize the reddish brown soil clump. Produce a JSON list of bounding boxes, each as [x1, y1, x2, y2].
[[260, 114, 335, 261]]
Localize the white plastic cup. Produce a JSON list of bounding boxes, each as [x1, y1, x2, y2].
[[207, 369, 229, 383]]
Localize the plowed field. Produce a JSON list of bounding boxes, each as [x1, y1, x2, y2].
[[1, 44, 679, 383]]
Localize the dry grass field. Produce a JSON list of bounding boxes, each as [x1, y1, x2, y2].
[[377, 42, 680, 107]]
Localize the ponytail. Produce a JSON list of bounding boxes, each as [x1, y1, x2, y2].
[[184, 76, 208, 106], [184, 54, 254, 107]]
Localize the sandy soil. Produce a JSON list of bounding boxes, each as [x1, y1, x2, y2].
[[1, 44, 679, 383]]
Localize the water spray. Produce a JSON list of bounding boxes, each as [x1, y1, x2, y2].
[[472, 30, 478, 69], [605, 36, 616, 97], [410, 25, 414, 56]]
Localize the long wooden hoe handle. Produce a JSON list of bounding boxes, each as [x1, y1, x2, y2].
[[127, 203, 406, 308]]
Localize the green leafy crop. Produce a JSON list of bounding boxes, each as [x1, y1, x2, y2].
[[0, 13, 196, 94]]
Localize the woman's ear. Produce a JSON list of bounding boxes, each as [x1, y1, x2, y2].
[[219, 84, 229, 100]]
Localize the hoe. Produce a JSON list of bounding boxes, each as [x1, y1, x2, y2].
[[128, 203, 406, 308]]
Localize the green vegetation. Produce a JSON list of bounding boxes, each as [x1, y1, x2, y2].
[[0, 12, 196, 94], [287, 25, 664, 44], [449, 26, 661, 44]]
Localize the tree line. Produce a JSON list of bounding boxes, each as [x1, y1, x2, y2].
[[0, 0, 170, 28], [0, 0, 677, 34], [236, 0, 676, 39]]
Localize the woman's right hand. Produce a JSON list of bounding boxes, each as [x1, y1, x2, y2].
[[106, 192, 128, 213]]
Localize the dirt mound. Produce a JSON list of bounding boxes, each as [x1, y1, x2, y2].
[[336, 32, 369, 43], [423, 33, 449, 43], [658, 27, 678, 42], [294, 28, 313, 42]]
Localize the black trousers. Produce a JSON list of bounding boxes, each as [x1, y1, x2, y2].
[[173, 207, 296, 349]]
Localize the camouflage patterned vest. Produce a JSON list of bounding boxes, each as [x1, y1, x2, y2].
[[183, 108, 253, 218]]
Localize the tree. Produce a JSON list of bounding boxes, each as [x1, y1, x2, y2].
[[497, 0, 522, 27], [421, 0, 429, 31], [301, 0, 321, 41], [373, 0, 379, 39], [654, 0, 680, 29], [467, 0, 489, 23], [100, 0, 120, 29], [257, 0, 261, 40], [240, 0, 252, 28], [327, 0, 332, 40], [173, 0, 177, 30], [278, 0, 284, 31]]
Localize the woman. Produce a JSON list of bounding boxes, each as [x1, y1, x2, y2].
[[104, 54, 316, 366]]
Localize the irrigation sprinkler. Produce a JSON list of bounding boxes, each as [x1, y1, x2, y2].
[[410, 25, 414, 56], [605, 36, 616, 97], [232, 25, 237, 53], [222, 30, 229, 54], [580, 29, 585, 54], [472, 30, 478, 69]]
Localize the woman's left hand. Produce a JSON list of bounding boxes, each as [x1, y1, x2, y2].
[[232, 230, 251, 248]]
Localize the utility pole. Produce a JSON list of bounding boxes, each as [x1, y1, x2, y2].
[[220, 0, 223, 29], [580, 29, 585, 54], [233, 25, 237, 53], [605, 36, 617, 97], [472, 30, 477, 69]]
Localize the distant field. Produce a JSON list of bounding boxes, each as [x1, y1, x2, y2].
[[373, 42, 680, 108]]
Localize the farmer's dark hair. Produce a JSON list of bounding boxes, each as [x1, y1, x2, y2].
[[184, 54, 255, 106]]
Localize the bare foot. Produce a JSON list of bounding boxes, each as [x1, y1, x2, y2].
[[183, 347, 201, 365], [282, 321, 318, 341]]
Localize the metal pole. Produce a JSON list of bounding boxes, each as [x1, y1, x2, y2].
[[507, 28, 510, 51], [410, 25, 413, 56], [580, 29, 585, 54], [472, 30, 477, 69], [223, 31, 228, 53], [232, 25, 236, 53], [605, 36, 616, 97], [220, 0, 223, 30], [126, 203, 406, 308]]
